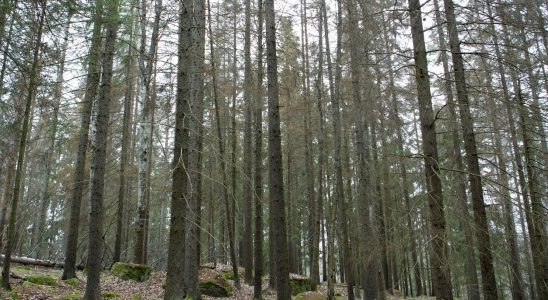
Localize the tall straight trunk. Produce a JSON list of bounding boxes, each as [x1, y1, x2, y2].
[[253, 0, 264, 297], [299, 0, 317, 287], [315, 1, 328, 294], [408, 0, 453, 298], [265, 0, 290, 297], [207, 0, 240, 288], [114, 0, 138, 264], [1, 0, 45, 289], [135, 0, 162, 264], [62, 0, 103, 280], [481, 56, 524, 300], [517, 88, 548, 300], [230, 1, 238, 273], [34, 10, 72, 259], [84, 0, 119, 298], [164, 0, 193, 297], [332, 1, 356, 298], [184, 0, 204, 294], [432, 0, 480, 298], [443, 0, 498, 298], [242, 0, 253, 283]]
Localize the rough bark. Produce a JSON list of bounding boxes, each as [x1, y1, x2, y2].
[[443, 0, 498, 298], [84, 1, 119, 298], [164, 0, 193, 297], [265, 0, 290, 297], [408, 0, 453, 298], [62, 0, 103, 280]]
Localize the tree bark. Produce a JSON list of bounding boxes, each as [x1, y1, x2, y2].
[[443, 0, 498, 298], [408, 0, 453, 298], [62, 0, 103, 280], [265, 0, 290, 297], [84, 1, 120, 298]]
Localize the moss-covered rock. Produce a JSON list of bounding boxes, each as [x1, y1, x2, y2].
[[26, 275, 57, 286], [289, 275, 313, 295], [63, 278, 80, 287], [111, 262, 152, 282], [199, 275, 233, 297], [103, 291, 120, 298]]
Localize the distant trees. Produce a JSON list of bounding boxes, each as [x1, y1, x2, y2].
[[0, 0, 545, 299]]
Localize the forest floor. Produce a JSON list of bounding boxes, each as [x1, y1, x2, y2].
[[0, 262, 432, 299]]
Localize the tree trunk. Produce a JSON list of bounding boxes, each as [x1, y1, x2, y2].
[[114, 0, 138, 264], [443, 0, 498, 298], [432, 0, 480, 298], [84, 1, 119, 298], [62, 0, 103, 280], [408, 0, 453, 298], [1, 0, 46, 289], [164, 0, 193, 297], [242, 0, 254, 283], [265, 0, 290, 297]]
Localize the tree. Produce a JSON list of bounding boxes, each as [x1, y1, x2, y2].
[[408, 0, 453, 298], [1, 0, 46, 289], [84, 0, 120, 298], [62, 0, 104, 280]]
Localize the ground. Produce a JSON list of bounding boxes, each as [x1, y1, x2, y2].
[[0, 263, 431, 299]]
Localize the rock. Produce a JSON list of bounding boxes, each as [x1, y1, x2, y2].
[[111, 262, 152, 282], [199, 275, 233, 297], [289, 275, 313, 295]]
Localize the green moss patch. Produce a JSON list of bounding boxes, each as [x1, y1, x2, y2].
[[63, 278, 80, 287], [289, 275, 313, 295], [111, 262, 152, 282], [103, 291, 120, 298], [26, 275, 57, 286], [199, 275, 233, 297], [295, 291, 326, 300]]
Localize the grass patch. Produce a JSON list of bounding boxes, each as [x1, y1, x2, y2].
[[60, 291, 82, 300], [63, 278, 80, 287], [103, 290, 120, 298]]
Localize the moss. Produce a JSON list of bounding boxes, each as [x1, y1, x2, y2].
[[199, 276, 232, 297], [103, 291, 120, 298], [289, 276, 313, 295], [132, 293, 143, 300], [26, 275, 57, 286], [220, 270, 234, 281], [9, 291, 18, 300], [60, 291, 82, 300], [111, 262, 151, 282], [63, 278, 80, 287]]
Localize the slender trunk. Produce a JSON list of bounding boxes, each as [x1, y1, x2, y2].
[[62, 0, 103, 280], [253, 0, 264, 297], [114, 0, 138, 264], [1, 0, 45, 289], [265, 0, 290, 297], [84, 1, 119, 298], [432, 0, 480, 298], [443, 0, 498, 298], [164, 0, 193, 297], [207, 0, 240, 288], [409, 0, 453, 298], [242, 0, 254, 283]]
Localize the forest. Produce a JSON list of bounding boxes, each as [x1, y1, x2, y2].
[[0, 0, 546, 299]]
